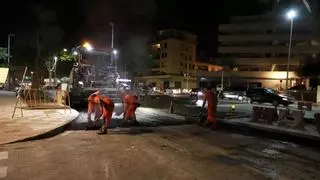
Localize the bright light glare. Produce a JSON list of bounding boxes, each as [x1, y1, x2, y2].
[[112, 49, 118, 55], [73, 51, 78, 55], [54, 56, 58, 61], [63, 48, 67, 52], [287, 10, 297, 19], [83, 42, 93, 51]]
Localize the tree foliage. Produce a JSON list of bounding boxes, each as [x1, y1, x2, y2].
[[59, 51, 77, 62], [0, 48, 8, 60], [14, 6, 65, 87]]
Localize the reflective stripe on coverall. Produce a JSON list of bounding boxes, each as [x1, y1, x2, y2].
[[124, 95, 138, 120], [205, 90, 217, 123], [87, 91, 101, 121], [100, 96, 115, 126]]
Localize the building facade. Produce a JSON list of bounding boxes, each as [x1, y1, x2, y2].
[[136, 29, 222, 90], [217, 0, 320, 72], [196, 0, 320, 90]]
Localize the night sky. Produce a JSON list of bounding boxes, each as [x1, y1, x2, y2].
[[0, 0, 267, 60]]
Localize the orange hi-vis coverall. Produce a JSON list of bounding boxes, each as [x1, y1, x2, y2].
[[100, 96, 115, 127], [124, 95, 139, 121], [204, 90, 217, 123], [87, 91, 101, 121]]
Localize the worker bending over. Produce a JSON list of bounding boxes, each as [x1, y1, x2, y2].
[[124, 93, 140, 125], [99, 95, 115, 134], [87, 91, 102, 128]]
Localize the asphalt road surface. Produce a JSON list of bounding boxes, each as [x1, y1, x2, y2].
[[1, 125, 320, 180], [1, 91, 320, 180]]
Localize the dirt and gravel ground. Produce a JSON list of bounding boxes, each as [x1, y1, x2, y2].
[[1, 124, 320, 180]]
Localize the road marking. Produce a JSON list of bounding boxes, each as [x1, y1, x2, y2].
[[104, 162, 114, 180], [0, 152, 8, 161], [61, 131, 73, 137], [0, 166, 7, 179], [0, 152, 8, 179]]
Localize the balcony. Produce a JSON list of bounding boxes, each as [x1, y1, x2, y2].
[[218, 45, 320, 54], [219, 21, 313, 33], [219, 34, 316, 42]]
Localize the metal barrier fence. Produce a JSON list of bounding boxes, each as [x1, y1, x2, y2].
[[18, 88, 70, 109]]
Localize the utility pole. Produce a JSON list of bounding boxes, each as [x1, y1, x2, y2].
[[110, 22, 116, 72], [286, 12, 295, 89], [7, 34, 14, 90]]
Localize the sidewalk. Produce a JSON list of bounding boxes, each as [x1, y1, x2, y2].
[[0, 98, 79, 145], [149, 106, 320, 146], [217, 117, 320, 140]]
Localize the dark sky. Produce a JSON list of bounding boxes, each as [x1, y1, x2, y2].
[[0, 0, 266, 58]]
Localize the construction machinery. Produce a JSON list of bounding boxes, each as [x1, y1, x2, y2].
[[68, 48, 124, 106]]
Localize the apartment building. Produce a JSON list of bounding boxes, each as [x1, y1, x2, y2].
[[218, 0, 320, 71], [136, 29, 222, 90], [197, 1, 320, 89]]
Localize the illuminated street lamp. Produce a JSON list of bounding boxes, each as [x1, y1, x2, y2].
[[73, 51, 78, 55], [82, 42, 93, 52], [112, 49, 118, 55], [63, 48, 68, 52], [285, 9, 297, 89]]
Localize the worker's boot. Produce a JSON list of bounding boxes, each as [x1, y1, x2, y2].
[[97, 124, 108, 135], [204, 121, 213, 127], [86, 119, 94, 130], [132, 119, 139, 126], [211, 122, 217, 130]]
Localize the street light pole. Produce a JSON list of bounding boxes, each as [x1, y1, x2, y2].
[[285, 18, 293, 89], [7, 34, 14, 90], [110, 22, 117, 72], [285, 10, 296, 89]]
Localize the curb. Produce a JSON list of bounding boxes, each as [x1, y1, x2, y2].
[[6, 109, 80, 144], [216, 118, 320, 149]]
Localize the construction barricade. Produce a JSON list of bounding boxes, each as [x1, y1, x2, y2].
[[17, 88, 71, 109], [278, 109, 304, 129], [251, 106, 277, 124], [297, 101, 312, 111]]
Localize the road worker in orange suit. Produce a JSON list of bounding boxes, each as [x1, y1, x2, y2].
[[124, 93, 140, 125], [98, 95, 115, 134], [201, 86, 217, 128], [87, 90, 102, 128]]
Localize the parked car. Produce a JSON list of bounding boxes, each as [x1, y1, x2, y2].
[[245, 87, 294, 106], [222, 91, 245, 101], [220, 86, 247, 101], [190, 88, 204, 97]]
